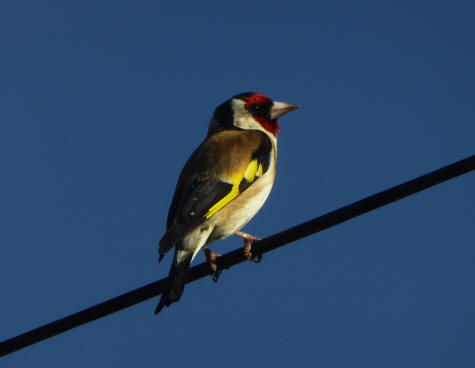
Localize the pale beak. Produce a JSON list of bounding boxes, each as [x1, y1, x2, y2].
[[270, 101, 300, 120]]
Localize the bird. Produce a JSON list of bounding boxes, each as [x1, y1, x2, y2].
[[155, 92, 299, 314]]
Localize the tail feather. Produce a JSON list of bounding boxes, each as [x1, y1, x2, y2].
[[155, 249, 193, 314]]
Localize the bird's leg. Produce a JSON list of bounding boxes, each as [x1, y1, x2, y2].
[[234, 230, 263, 263], [204, 248, 222, 282]]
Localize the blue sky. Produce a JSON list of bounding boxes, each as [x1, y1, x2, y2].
[[1, 1, 474, 366]]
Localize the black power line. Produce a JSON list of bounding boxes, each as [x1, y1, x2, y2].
[[1, 154, 474, 357]]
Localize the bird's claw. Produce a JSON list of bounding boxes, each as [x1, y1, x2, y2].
[[243, 239, 263, 263], [212, 269, 222, 282], [252, 253, 263, 263], [205, 249, 222, 282], [236, 230, 262, 263]]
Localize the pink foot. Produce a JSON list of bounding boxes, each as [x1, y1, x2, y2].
[[235, 231, 263, 263], [204, 248, 222, 282]]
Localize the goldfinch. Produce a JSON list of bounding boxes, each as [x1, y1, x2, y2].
[[155, 92, 299, 314]]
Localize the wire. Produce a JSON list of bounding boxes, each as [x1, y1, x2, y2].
[[1, 155, 474, 357]]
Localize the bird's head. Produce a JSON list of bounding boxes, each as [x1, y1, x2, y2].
[[209, 92, 299, 137]]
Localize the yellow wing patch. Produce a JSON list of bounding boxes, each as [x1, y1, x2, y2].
[[205, 182, 240, 219], [205, 159, 262, 219], [243, 159, 263, 182]]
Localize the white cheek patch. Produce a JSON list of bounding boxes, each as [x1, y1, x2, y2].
[[231, 99, 267, 132]]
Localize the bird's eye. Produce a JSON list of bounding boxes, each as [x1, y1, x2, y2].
[[248, 104, 267, 116]]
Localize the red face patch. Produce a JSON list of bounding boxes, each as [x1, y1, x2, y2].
[[243, 93, 279, 136], [243, 93, 272, 108], [253, 116, 280, 136]]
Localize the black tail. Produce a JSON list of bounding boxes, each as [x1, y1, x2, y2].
[[155, 249, 193, 314]]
